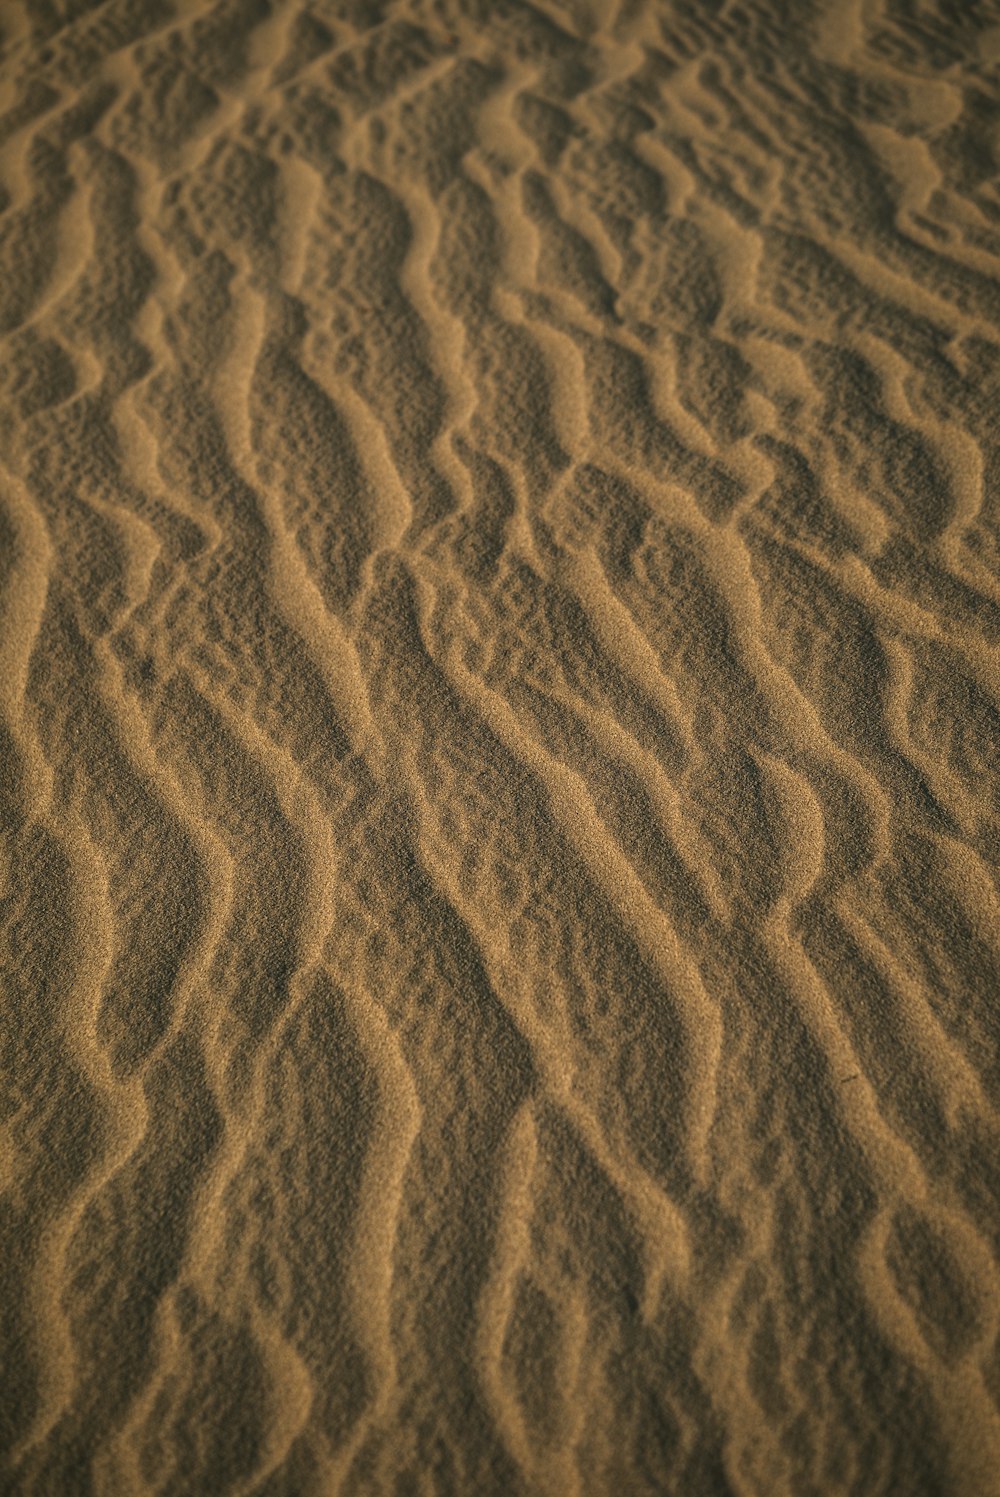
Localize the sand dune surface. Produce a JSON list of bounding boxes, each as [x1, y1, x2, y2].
[[2, 0, 1000, 1492]]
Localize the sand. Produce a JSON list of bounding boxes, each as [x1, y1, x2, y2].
[[1, 0, 999, 1492]]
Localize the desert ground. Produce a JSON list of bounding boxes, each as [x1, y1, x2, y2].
[[2, 0, 1000, 1492]]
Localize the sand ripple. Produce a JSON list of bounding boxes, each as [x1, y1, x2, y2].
[[2, 0, 1000, 1492]]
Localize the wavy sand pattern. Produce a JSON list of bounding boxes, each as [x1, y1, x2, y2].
[[2, 0, 1000, 1492]]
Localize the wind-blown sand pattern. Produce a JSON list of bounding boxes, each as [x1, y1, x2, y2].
[[2, 0, 1000, 1492]]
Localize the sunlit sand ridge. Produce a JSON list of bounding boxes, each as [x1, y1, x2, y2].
[[2, 0, 1000, 1492]]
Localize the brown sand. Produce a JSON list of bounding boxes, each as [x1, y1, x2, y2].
[[2, 0, 1000, 1492]]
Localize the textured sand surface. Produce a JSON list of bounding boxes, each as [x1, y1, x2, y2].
[[2, 1, 1000, 1492]]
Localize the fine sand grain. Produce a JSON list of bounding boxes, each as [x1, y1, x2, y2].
[[2, 1, 1000, 1493]]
